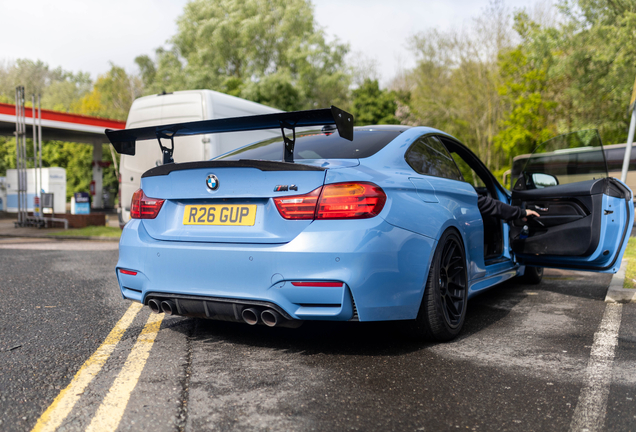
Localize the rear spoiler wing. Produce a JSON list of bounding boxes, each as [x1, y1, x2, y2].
[[105, 105, 354, 164]]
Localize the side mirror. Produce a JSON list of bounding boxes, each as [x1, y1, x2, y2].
[[513, 172, 559, 190], [531, 173, 558, 188]]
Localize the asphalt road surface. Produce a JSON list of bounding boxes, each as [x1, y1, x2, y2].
[[1, 237, 635, 432]]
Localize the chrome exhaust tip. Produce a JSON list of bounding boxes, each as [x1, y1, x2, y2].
[[147, 299, 162, 314], [241, 308, 259, 325], [161, 300, 177, 315], [261, 309, 281, 327]]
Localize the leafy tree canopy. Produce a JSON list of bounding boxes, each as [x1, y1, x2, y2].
[[351, 79, 399, 126], [76, 64, 142, 120], [396, 0, 636, 176], [137, 0, 351, 111], [0, 59, 91, 110]]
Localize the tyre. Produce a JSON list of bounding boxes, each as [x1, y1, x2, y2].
[[520, 266, 543, 284], [413, 229, 468, 342]]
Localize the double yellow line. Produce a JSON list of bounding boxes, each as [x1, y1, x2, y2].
[[31, 303, 164, 432]]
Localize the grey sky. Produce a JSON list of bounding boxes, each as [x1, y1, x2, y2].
[[0, 0, 538, 84]]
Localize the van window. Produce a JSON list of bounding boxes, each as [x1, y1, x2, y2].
[[217, 129, 402, 160]]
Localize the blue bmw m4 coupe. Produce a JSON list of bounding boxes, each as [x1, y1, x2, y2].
[[107, 107, 633, 341]]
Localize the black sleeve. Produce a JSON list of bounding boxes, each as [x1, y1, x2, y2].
[[477, 195, 527, 221]]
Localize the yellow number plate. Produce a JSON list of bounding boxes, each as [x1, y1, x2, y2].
[[183, 205, 257, 226]]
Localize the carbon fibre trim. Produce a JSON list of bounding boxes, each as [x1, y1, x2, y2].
[[142, 159, 325, 178], [144, 292, 293, 320]]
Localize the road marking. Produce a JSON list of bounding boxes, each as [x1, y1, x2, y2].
[[569, 303, 623, 432], [85, 311, 164, 432], [0, 241, 119, 251], [30, 302, 143, 432]]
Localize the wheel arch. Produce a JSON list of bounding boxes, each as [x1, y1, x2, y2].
[[414, 224, 468, 313]]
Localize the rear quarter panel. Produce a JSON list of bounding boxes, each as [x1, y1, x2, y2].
[[326, 127, 486, 285]]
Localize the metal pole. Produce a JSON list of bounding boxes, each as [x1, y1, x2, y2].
[[21, 87, 26, 222], [38, 94, 43, 210], [32, 94, 38, 217], [14, 88, 20, 223], [21, 87, 27, 223], [20, 87, 25, 224], [621, 106, 636, 183], [20, 87, 26, 223]]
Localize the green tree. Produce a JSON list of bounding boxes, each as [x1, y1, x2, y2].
[[494, 43, 557, 160], [42, 141, 93, 200], [77, 64, 142, 120], [351, 79, 398, 126], [138, 0, 350, 110], [497, 1, 636, 155], [401, 0, 513, 169], [0, 136, 15, 176], [0, 60, 126, 201], [556, 0, 636, 144], [0, 59, 91, 110]]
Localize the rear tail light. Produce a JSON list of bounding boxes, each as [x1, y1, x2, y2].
[[130, 189, 164, 219], [273, 182, 386, 220], [273, 187, 321, 219], [117, 173, 122, 208], [316, 182, 386, 219]]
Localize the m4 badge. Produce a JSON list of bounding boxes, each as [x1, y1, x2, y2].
[[274, 185, 298, 192]]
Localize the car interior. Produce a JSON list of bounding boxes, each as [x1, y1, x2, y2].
[[440, 137, 506, 264]]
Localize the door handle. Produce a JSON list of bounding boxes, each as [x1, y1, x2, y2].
[[532, 205, 548, 212]]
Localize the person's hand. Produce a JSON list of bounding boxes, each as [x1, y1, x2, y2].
[[525, 209, 540, 218]]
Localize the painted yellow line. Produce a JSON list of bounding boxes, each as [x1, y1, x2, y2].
[[31, 302, 143, 432], [85, 311, 164, 432]]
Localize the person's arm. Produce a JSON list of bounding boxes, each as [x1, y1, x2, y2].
[[477, 195, 538, 221]]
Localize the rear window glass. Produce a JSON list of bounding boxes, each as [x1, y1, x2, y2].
[[217, 129, 402, 161], [405, 136, 463, 181]]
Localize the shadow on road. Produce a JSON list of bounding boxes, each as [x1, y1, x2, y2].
[[160, 268, 609, 356], [164, 292, 525, 357]]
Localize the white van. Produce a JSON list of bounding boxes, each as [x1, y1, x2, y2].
[[118, 90, 282, 225]]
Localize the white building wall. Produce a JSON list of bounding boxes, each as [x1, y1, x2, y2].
[[6, 167, 66, 214]]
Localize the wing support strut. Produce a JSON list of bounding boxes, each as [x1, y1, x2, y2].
[[280, 120, 297, 163], [156, 132, 175, 164]]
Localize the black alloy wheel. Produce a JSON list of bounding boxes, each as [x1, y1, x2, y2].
[[414, 229, 468, 341]]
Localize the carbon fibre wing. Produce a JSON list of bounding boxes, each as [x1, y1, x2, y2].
[[105, 105, 354, 163]]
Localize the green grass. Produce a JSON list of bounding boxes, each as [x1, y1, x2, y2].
[[49, 226, 121, 238], [623, 236, 636, 288]]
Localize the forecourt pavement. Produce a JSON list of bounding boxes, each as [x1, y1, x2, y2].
[[1, 237, 635, 431]]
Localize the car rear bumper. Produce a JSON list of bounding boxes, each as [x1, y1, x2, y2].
[[116, 218, 435, 322]]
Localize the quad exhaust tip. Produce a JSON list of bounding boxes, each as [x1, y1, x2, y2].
[[241, 308, 260, 325], [161, 300, 177, 315], [148, 299, 162, 314], [261, 309, 281, 327]]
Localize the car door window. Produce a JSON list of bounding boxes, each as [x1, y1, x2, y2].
[[405, 136, 463, 181], [450, 153, 487, 189]]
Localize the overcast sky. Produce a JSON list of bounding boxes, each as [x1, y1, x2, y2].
[[0, 0, 538, 85]]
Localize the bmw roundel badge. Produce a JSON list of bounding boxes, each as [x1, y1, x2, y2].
[[206, 174, 219, 190]]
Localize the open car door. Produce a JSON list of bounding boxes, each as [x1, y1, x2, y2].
[[510, 130, 633, 273]]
